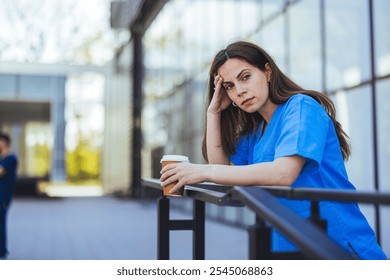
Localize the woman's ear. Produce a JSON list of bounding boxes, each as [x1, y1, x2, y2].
[[265, 62, 272, 82]]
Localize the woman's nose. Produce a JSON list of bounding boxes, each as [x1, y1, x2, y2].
[[236, 83, 246, 96]]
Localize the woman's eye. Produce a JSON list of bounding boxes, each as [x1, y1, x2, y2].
[[225, 84, 233, 90], [243, 74, 250, 81]]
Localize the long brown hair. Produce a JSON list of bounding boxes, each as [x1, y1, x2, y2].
[[202, 41, 350, 161]]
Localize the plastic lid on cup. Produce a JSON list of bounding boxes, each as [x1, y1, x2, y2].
[[161, 155, 190, 163]]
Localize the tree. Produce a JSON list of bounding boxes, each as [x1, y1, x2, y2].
[[0, 0, 118, 65]]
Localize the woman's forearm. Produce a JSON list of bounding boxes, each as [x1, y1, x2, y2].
[[205, 156, 305, 186], [206, 112, 230, 165], [160, 156, 304, 194], [205, 163, 278, 186]]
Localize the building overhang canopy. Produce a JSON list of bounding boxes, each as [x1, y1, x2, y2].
[[0, 101, 50, 123], [110, 0, 168, 34]]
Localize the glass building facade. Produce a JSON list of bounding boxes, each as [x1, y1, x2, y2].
[[138, 0, 390, 255]]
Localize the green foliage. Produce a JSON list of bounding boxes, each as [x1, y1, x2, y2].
[[66, 137, 100, 182], [31, 143, 51, 177]]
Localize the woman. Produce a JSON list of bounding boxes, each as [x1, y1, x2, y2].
[[160, 41, 386, 259]]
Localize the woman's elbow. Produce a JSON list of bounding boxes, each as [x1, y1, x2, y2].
[[278, 177, 295, 186], [272, 156, 305, 186], [277, 167, 299, 186]]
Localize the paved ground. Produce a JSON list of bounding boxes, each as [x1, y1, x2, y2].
[[6, 196, 247, 260]]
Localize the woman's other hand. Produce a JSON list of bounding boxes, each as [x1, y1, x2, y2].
[[208, 74, 231, 114]]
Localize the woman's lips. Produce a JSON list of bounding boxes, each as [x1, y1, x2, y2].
[[241, 97, 254, 106]]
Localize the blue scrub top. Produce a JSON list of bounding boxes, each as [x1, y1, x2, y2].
[[230, 94, 387, 259]]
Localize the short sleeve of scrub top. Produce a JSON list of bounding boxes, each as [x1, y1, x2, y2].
[[274, 95, 330, 173]]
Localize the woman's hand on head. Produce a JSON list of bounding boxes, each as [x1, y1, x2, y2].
[[160, 163, 209, 194], [208, 74, 232, 114]]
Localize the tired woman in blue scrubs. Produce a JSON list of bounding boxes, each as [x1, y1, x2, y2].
[[160, 41, 387, 259]]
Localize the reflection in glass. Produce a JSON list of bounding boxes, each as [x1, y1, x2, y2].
[[261, 0, 288, 19], [332, 85, 375, 228], [289, 0, 321, 91], [380, 205, 390, 256], [376, 79, 390, 191], [326, 0, 370, 90], [333, 86, 374, 190], [257, 15, 287, 73], [374, 0, 390, 76]]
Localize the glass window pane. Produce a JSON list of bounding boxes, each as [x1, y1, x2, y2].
[[380, 205, 390, 256], [326, 0, 370, 90], [19, 75, 52, 100], [258, 15, 287, 72], [289, 0, 322, 91], [374, 0, 390, 76], [261, 0, 288, 18], [377, 79, 390, 191], [332, 86, 375, 229], [377, 78, 390, 256], [0, 74, 17, 98], [333, 86, 374, 190]]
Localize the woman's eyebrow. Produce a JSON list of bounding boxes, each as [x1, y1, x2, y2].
[[222, 68, 250, 84], [236, 68, 250, 79]]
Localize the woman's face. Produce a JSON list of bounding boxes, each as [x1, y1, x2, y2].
[[218, 58, 275, 119]]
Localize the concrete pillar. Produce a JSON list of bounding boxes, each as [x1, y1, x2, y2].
[[50, 77, 67, 182]]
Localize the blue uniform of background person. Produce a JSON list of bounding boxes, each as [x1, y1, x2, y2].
[[230, 94, 387, 260], [0, 153, 18, 258]]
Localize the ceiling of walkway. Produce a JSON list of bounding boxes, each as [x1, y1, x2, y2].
[[0, 101, 50, 123]]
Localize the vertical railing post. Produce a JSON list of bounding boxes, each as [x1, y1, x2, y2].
[[157, 196, 170, 260], [248, 216, 272, 260], [193, 199, 205, 260], [309, 201, 327, 232]]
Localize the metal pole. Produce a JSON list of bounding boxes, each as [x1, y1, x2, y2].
[[193, 200, 205, 260], [309, 201, 327, 232], [320, 0, 327, 94], [368, 0, 381, 245], [248, 216, 272, 260], [157, 196, 170, 260], [131, 31, 143, 198]]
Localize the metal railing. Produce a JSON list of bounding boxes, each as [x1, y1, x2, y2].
[[142, 178, 390, 260]]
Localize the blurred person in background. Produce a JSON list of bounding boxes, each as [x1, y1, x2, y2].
[[0, 132, 18, 259]]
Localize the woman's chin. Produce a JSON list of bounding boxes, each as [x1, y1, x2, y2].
[[240, 107, 259, 114]]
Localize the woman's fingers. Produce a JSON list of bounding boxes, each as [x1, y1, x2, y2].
[[160, 163, 187, 187], [208, 74, 230, 114], [169, 182, 184, 194], [160, 164, 177, 185], [161, 173, 179, 188], [160, 163, 176, 176], [214, 74, 223, 93]]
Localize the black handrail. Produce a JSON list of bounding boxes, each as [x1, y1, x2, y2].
[[249, 185, 390, 205], [144, 178, 390, 205], [142, 178, 241, 206], [141, 178, 365, 259], [231, 187, 353, 259]]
